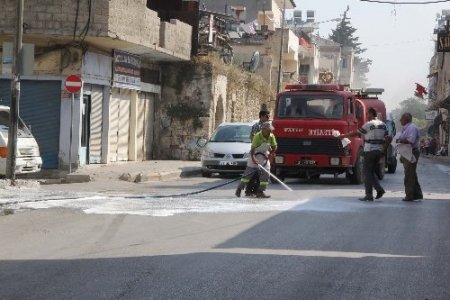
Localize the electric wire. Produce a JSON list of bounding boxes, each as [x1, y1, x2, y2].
[[73, 0, 80, 40], [361, 0, 450, 4]]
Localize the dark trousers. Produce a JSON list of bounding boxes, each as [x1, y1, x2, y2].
[[400, 149, 423, 200], [363, 150, 384, 197]]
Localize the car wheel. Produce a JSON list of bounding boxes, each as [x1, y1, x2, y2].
[[201, 171, 212, 178]]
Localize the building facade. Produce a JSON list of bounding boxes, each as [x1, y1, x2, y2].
[[428, 9, 450, 154], [0, 0, 192, 171]]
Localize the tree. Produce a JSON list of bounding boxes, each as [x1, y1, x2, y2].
[[329, 6, 372, 88], [391, 97, 427, 131]]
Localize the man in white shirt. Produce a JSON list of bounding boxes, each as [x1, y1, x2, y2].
[[339, 107, 389, 201]]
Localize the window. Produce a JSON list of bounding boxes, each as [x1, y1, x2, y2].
[[277, 95, 344, 119], [299, 64, 310, 75], [342, 58, 348, 69], [210, 125, 252, 143], [348, 97, 354, 115], [0, 110, 31, 136]]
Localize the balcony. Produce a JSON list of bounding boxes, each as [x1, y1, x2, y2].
[[0, 0, 191, 61]]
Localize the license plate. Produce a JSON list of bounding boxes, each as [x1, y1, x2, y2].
[[219, 161, 237, 166], [297, 160, 316, 166]]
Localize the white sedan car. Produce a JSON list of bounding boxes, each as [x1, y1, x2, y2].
[[200, 122, 253, 177]]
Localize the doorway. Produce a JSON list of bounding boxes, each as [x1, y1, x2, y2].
[[80, 94, 91, 165]]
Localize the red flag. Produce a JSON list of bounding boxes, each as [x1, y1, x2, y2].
[[415, 83, 427, 98]]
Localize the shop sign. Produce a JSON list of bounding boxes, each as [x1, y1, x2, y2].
[[113, 50, 141, 89], [425, 110, 438, 120]]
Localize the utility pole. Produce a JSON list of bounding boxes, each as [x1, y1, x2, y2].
[[6, 0, 24, 180], [276, 0, 286, 94]]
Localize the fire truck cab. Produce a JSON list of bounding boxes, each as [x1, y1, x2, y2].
[[272, 84, 367, 183]]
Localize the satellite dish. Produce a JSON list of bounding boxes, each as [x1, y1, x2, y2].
[[248, 51, 260, 72]]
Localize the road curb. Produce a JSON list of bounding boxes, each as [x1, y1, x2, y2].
[[120, 167, 202, 183]]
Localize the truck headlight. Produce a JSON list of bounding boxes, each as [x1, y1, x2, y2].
[[243, 152, 251, 158], [275, 156, 284, 164], [330, 157, 340, 166]]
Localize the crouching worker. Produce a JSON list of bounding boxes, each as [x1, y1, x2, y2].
[[235, 121, 277, 198]]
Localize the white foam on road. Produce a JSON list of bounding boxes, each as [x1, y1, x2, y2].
[[1, 189, 311, 216], [2, 185, 449, 216]]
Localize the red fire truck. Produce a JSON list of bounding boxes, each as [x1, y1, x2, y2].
[[272, 84, 381, 183]]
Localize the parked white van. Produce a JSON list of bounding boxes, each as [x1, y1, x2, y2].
[[0, 105, 42, 175]]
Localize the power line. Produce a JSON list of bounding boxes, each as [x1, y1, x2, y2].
[[361, 0, 450, 3]]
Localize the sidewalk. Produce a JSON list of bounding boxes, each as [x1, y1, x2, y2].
[[10, 160, 202, 186], [63, 160, 202, 184]]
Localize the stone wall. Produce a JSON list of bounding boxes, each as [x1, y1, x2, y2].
[[108, 0, 160, 47], [154, 59, 273, 160], [0, 0, 160, 47], [160, 19, 192, 59], [0, 0, 110, 37]]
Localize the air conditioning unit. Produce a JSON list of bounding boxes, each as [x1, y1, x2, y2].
[[306, 10, 315, 23], [293, 10, 302, 24]]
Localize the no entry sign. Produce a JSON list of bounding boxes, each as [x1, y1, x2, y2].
[[65, 74, 82, 93]]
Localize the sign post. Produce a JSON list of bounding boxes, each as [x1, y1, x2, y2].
[[64, 75, 82, 173]]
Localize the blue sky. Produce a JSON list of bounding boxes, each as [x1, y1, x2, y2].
[[292, 0, 449, 111]]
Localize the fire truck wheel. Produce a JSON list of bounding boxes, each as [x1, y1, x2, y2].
[[387, 157, 397, 173], [377, 158, 385, 180], [273, 168, 285, 183], [348, 150, 364, 184]]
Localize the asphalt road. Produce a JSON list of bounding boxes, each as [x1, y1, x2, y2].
[[0, 157, 449, 299]]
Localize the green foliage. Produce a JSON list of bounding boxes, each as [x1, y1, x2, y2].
[[329, 18, 364, 54], [398, 97, 427, 119], [329, 7, 372, 87], [166, 103, 207, 130], [391, 97, 427, 130]]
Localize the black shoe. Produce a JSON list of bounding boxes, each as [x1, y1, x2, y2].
[[256, 191, 271, 198], [402, 198, 414, 202], [245, 191, 255, 197], [375, 190, 385, 199], [359, 196, 374, 201], [235, 188, 242, 198]]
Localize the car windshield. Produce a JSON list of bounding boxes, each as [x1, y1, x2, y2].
[[0, 111, 30, 134], [210, 124, 252, 143], [277, 95, 344, 119]]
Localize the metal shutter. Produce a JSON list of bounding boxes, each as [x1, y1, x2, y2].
[[109, 89, 120, 162], [88, 85, 103, 163], [117, 89, 130, 161], [0, 80, 60, 169]]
